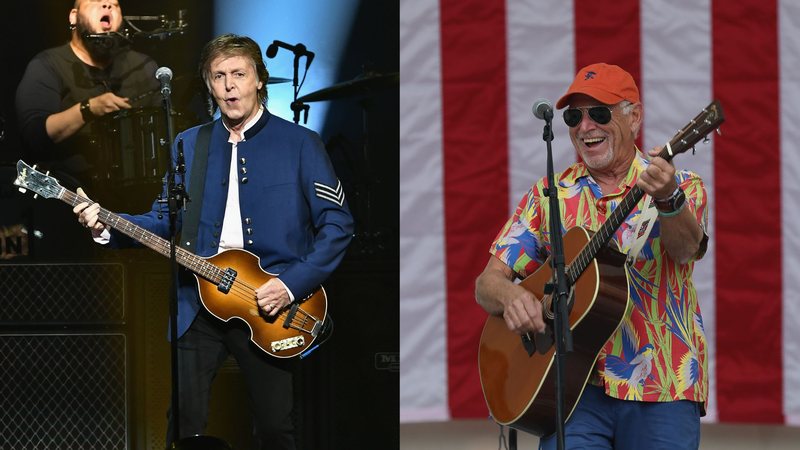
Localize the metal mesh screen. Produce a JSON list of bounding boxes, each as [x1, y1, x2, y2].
[[0, 263, 125, 324], [0, 333, 127, 449]]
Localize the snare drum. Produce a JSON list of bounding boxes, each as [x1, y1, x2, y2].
[[92, 107, 179, 187]]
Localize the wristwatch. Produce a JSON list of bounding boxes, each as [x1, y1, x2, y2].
[[654, 187, 686, 215], [79, 99, 95, 123]]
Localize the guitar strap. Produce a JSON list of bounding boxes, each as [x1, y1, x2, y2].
[[179, 121, 214, 251], [626, 195, 658, 265]]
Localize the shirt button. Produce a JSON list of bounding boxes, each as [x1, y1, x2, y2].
[[240, 157, 246, 165], [246, 228, 253, 235], [241, 177, 248, 184], [246, 239, 254, 246], [240, 167, 247, 175], [245, 218, 252, 225]]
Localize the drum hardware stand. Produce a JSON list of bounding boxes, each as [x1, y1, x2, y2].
[[350, 64, 387, 255], [123, 10, 189, 40], [291, 100, 310, 125], [354, 95, 380, 255], [265, 40, 315, 124], [83, 10, 189, 49]]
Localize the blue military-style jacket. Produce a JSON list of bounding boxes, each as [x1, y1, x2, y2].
[[111, 109, 354, 337]]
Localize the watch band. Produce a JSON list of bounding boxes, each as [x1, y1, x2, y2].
[[79, 99, 95, 123], [654, 186, 686, 214], [654, 186, 681, 205]]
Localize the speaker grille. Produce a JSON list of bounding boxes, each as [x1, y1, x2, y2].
[[0, 263, 125, 324], [0, 333, 127, 449]]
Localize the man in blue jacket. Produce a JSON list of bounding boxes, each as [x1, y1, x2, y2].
[[73, 34, 354, 449]]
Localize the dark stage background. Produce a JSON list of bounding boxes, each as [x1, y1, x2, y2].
[[0, 1, 398, 449]]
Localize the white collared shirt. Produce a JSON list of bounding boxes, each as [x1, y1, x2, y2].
[[218, 106, 264, 251]]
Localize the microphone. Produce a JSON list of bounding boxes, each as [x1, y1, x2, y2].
[[155, 66, 173, 96], [532, 98, 553, 121], [266, 40, 315, 69]]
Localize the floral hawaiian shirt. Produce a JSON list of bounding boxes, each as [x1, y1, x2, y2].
[[490, 151, 709, 406]]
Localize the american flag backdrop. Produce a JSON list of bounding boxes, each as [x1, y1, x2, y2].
[[400, 0, 800, 425]]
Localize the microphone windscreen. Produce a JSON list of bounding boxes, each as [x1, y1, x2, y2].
[[155, 66, 173, 81], [532, 98, 553, 120]]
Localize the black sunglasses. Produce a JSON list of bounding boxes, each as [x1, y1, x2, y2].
[[563, 106, 613, 128]]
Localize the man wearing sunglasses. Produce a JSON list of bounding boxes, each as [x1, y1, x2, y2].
[[476, 63, 709, 449]]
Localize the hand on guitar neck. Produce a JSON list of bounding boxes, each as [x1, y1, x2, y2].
[[72, 187, 108, 239], [72, 186, 293, 318]]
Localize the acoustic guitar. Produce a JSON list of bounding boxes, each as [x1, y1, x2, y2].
[[13, 160, 328, 359], [478, 100, 724, 437]]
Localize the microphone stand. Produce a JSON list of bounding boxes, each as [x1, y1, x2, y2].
[[265, 41, 313, 124], [542, 108, 572, 450], [290, 51, 309, 124], [159, 85, 186, 445]]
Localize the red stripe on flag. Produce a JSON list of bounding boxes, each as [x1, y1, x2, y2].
[[573, 0, 642, 146], [713, 1, 783, 422], [440, 0, 509, 417]]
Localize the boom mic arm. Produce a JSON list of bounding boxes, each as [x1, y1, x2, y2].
[[266, 40, 315, 69]]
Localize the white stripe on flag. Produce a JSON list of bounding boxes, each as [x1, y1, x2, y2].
[[780, 0, 800, 426], [506, 1, 576, 207], [399, 0, 449, 421], [640, 0, 717, 421]]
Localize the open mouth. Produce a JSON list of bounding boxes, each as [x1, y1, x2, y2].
[[100, 15, 111, 29], [583, 137, 606, 148]]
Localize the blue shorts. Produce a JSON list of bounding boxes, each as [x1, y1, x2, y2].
[[538, 385, 701, 450]]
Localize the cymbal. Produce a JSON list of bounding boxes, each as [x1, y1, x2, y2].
[[267, 76, 291, 85], [297, 71, 398, 103]]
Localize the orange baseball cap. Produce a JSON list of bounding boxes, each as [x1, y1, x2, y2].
[[555, 63, 640, 109]]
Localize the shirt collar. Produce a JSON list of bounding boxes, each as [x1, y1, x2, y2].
[[223, 106, 264, 143], [558, 147, 648, 190]]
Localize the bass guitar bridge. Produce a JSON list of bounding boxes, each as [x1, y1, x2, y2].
[[218, 267, 237, 293]]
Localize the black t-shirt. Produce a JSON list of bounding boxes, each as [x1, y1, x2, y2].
[[15, 42, 161, 189]]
